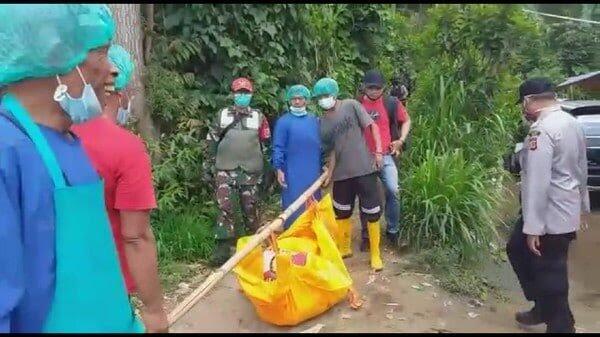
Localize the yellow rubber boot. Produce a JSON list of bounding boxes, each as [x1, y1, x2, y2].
[[367, 221, 384, 271], [334, 218, 345, 252], [336, 218, 353, 258]]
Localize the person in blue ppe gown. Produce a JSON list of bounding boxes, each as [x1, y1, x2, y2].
[[0, 4, 152, 333], [271, 85, 322, 230]]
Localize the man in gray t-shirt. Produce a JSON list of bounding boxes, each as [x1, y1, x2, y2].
[[312, 77, 385, 272], [320, 98, 377, 181]]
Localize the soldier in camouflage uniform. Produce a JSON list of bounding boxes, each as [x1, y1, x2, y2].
[[204, 77, 271, 266]]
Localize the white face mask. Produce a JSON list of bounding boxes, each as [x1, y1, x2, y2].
[[318, 96, 336, 110], [54, 66, 103, 124], [521, 114, 533, 127], [116, 98, 132, 126], [289, 106, 307, 116]]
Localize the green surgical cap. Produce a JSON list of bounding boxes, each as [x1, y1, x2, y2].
[[312, 77, 339, 98], [0, 4, 115, 85], [108, 44, 134, 91], [285, 84, 311, 102]]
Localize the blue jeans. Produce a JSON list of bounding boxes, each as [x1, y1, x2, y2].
[[360, 155, 401, 239]]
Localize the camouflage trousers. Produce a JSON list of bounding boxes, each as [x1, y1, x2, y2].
[[214, 170, 261, 241]]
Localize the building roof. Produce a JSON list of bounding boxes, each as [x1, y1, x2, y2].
[[557, 71, 600, 89]]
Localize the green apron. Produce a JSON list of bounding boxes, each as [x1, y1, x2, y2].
[[4, 94, 144, 333]]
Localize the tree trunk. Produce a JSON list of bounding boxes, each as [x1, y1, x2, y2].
[[143, 4, 155, 65], [108, 4, 158, 142]]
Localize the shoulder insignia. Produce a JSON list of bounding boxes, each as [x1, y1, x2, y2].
[[528, 136, 538, 151]]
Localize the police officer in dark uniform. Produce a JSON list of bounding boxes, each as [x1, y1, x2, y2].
[[506, 78, 590, 333]]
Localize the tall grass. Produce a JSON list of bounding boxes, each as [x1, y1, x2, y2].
[[401, 149, 504, 263], [406, 54, 519, 169], [400, 53, 517, 264]]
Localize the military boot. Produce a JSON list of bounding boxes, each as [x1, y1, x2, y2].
[[209, 239, 234, 267]]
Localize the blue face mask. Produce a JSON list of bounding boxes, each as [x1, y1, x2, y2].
[[54, 66, 102, 124], [234, 93, 252, 108], [289, 106, 307, 116], [116, 98, 131, 126]]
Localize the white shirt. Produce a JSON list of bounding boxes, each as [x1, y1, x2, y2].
[[519, 105, 590, 235]]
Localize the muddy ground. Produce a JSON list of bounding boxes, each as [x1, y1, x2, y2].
[[168, 197, 600, 333]]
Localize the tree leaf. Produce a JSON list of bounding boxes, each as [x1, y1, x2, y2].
[[263, 23, 277, 38], [164, 10, 183, 30]]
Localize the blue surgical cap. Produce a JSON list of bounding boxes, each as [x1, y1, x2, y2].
[[285, 84, 311, 102], [108, 44, 134, 91], [312, 78, 339, 98], [0, 4, 115, 85]]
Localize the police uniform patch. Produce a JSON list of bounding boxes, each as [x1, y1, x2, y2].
[[529, 136, 538, 151]]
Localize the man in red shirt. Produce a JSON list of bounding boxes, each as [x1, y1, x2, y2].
[[359, 69, 411, 250], [71, 44, 168, 333]]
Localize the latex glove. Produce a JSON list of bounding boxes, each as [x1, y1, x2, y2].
[[277, 169, 287, 188]]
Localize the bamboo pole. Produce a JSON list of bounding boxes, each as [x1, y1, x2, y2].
[[167, 171, 329, 326]]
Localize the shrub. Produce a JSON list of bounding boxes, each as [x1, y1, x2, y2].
[[412, 4, 561, 78], [548, 21, 600, 77], [145, 63, 217, 212]]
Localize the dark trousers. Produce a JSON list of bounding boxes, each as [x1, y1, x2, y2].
[[506, 213, 576, 333]]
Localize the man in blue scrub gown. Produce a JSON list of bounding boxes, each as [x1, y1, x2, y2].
[[0, 114, 102, 332], [272, 85, 322, 229], [0, 4, 136, 332]]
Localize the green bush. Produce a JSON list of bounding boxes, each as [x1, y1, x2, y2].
[[401, 149, 504, 263], [548, 21, 600, 77], [411, 4, 561, 78], [145, 65, 205, 210]]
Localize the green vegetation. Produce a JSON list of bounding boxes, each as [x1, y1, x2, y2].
[[401, 149, 505, 263], [153, 206, 216, 263], [548, 21, 600, 77], [143, 4, 600, 295]]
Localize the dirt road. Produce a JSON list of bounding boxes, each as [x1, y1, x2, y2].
[[170, 208, 600, 333]]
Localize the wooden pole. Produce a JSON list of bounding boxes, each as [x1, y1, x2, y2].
[[167, 171, 329, 326]]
